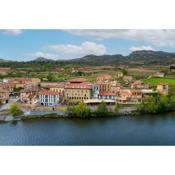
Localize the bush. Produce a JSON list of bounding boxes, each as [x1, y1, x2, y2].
[[67, 102, 91, 118], [10, 103, 23, 117], [137, 95, 175, 114], [95, 101, 109, 117], [115, 103, 120, 113]]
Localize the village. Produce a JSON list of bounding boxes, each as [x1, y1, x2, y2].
[[0, 65, 170, 119]]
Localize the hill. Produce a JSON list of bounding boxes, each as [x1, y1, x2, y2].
[[1, 50, 175, 67]]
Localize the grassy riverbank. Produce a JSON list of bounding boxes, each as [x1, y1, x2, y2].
[[2, 95, 175, 123]]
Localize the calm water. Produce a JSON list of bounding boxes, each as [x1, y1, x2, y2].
[[1, 113, 175, 145]]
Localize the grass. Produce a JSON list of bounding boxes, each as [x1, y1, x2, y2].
[[144, 77, 175, 85]]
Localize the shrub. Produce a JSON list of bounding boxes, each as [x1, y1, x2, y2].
[[95, 101, 109, 117], [67, 102, 91, 118], [10, 103, 23, 117]]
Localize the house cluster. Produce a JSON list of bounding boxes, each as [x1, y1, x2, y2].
[[0, 74, 169, 107], [0, 67, 11, 75]]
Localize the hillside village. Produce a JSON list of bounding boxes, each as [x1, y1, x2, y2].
[[0, 68, 170, 114]]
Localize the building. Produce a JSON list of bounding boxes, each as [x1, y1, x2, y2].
[[69, 77, 88, 83], [0, 89, 9, 104], [117, 89, 142, 104], [170, 64, 175, 72], [40, 82, 58, 88], [41, 82, 66, 93], [49, 82, 66, 95], [0, 67, 11, 75], [64, 82, 92, 102], [92, 84, 100, 98], [157, 84, 169, 95], [130, 90, 143, 103], [99, 92, 116, 100], [131, 80, 149, 89], [3, 78, 41, 88], [98, 81, 112, 93], [20, 87, 39, 105], [39, 90, 60, 106], [116, 72, 124, 78], [0, 82, 14, 92], [153, 72, 165, 78], [140, 89, 157, 97], [123, 76, 133, 83], [117, 89, 132, 104], [110, 81, 122, 93]]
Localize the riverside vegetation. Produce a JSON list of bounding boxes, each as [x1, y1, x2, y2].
[[4, 95, 175, 121], [66, 95, 175, 118]]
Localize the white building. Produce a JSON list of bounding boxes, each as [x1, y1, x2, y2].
[[39, 90, 60, 106], [99, 92, 116, 100]]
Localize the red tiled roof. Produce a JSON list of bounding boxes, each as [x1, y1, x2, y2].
[[119, 90, 132, 96], [131, 80, 143, 85], [65, 82, 92, 89], [39, 90, 60, 95], [99, 92, 116, 96], [21, 86, 40, 93], [69, 77, 88, 83], [41, 81, 67, 88], [131, 90, 142, 93]]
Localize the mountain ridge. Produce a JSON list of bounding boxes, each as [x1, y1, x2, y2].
[[1, 50, 175, 66]]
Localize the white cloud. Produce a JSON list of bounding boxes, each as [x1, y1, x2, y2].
[[2, 29, 23, 36], [47, 41, 107, 59], [26, 51, 59, 60], [130, 45, 156, 51], [26, 41, 106, 60], [65, 29, 175, 48]]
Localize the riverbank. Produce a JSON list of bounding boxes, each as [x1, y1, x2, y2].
[[1, 107, 174, 124], [1, 100, 175, 123], [0, 106, 138, 123]]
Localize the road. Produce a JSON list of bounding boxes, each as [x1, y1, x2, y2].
[[0, 97, 19, 112]]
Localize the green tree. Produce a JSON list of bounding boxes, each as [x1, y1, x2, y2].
[[115, 103, 120, 113], [47, 72, 58, 81], [122, 69, 127, 75], [137, 96, 159, 114], [158, 95, 170, 112], [169, 95, 175, 110], [67, 102, 91, 118], [95, 101, 109, 117], [10, 103, 23, 117]]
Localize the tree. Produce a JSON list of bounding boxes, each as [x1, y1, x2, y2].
[[158, 95, 170, 112], [47, 72, 58, 81], [168, 95, 175, 110], [137, 96, 159, 114], [67, 102, 91, 118], [115, 103, 120, 113], [122, 69, 127, 75], [10, 103, 23, 117], [95, 101, 109, 117]]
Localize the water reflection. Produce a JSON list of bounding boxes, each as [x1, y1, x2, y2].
[[0, 113, 175, 145]]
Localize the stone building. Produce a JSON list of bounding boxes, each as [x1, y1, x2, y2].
[[157, 84, 169, 95], [64, 82, 92, 103], [0, 89, 9, 104], [20, 87, 39, 105]]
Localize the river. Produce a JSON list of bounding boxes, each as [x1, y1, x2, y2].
[[0, 113, 175, 145]]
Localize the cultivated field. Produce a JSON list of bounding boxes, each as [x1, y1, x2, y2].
[[144, 77, 175, 85]]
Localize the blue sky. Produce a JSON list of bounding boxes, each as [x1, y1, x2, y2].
[[1, 29, 175, 61]]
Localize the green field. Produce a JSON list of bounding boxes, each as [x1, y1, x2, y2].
[[144, 77, 175, 85]]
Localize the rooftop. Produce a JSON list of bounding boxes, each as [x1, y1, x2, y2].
[[69, 77, 88, 83], [39, 90, 60, 95], [65, 82, 92, 89], [99, 92, 116, 96]]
